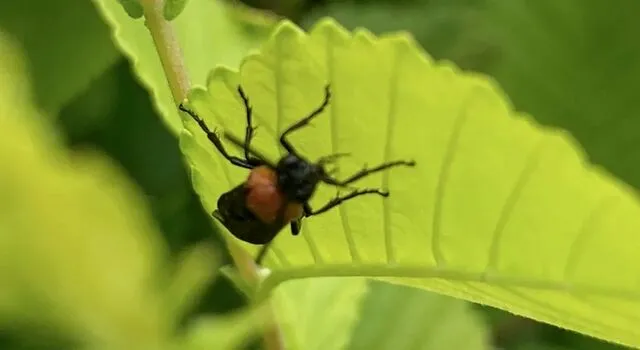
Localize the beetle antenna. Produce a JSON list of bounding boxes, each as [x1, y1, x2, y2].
[[223, 131, 277, 168]]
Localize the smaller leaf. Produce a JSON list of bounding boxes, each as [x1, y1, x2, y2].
[[183, 306, 270, 350], [164, 0, 188, 21], [117, 0, 143, 18], [514, 343, 569, 350], [165, 242, 219, 324], [348, 281, 491, 350], [272, 277, 369, 350], [219, 265, 256, 297]]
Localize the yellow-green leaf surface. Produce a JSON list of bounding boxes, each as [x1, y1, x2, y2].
[[272, 278, 368, 350], [348, 281, 490, 350], [179, 18, 640, 347], [92, 0, 273, 135], [0, 34, 261, 350]]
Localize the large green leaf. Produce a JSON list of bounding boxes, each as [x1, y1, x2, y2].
[[179, 19, 640, 347], [92, 0, 273, 135], [348, 281, 490, 350], [0, 33, 262, 350]]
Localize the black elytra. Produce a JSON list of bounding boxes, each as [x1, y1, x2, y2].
[[179, 84, 416, 264]]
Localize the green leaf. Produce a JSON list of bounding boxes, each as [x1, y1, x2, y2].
[[348, 281, 490, 350], [92, 0, 269, 135], [179, 18, 640, 348], [0, 33, 261, 350], [272, 277, 368, 350], [182, 306, 270, 350], [165, 242, 219, 325], [0, 0, 120, 115], [164, 0, 189, 21], [514, 344, 569, 350]]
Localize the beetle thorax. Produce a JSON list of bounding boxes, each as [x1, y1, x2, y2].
[[276, 154, 321, 202]]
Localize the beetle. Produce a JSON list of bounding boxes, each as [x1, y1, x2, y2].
[[179, 84, 416, 263]]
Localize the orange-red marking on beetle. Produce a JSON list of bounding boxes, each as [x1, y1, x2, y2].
[[245, 165, 303, 224]]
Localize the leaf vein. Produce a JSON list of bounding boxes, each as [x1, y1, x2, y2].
[[485, 138, 545, 273], [275, 36, 285, 156], [326, 33, 359, 263], [431, 91, 475, 266], [563, 196, 618, 282], [382, 42, 404, 264], [301, 224, 322, 264], [260, 264, 640, 302]]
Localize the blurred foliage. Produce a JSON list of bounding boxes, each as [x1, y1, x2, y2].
[[0, 31, 264, 349], [0, 0, 120, 116], [0, 0, 638, 349]]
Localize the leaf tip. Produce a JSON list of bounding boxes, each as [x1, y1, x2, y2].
[[309, 16, 352, 43], [205, 66, 239, 94], [351, 26, 383, 49], [270, 18, 307, 43]]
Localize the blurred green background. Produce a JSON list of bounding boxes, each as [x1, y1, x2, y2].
[[1, 0, 637, 349]]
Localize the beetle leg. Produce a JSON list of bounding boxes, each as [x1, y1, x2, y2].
[[255, 242, 272, 265], [280, 84, 331, 156], [321, 160, 415, 187], [290, 219, 302, 236], [305, 188, 389, 217], [303, 203, 313, 216], [179, 103, 255, 169], [237, 86, 263, 166]]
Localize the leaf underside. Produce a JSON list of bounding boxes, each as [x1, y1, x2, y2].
[[179, 18, 640, 348]]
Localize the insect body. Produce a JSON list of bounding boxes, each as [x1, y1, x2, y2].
[[179, 85, 415, 264]]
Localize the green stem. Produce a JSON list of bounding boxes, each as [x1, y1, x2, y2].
[[140, 0, 190, 103], [138, 1, 284, 349]]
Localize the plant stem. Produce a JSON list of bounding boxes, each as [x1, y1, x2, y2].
[[140, 0, 190, 103], [227, 242, 286, 349], [138, 1, 284, 349]]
